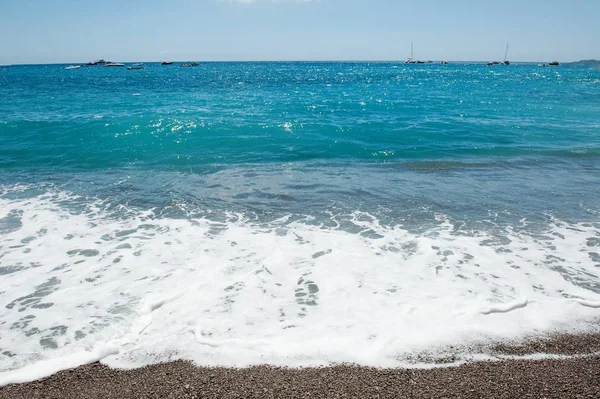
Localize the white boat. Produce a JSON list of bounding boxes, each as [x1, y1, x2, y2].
[[65, 65, 81, 70], [87, 59, 108, 66], [128, 63, 144, 70], [105, 62, 125, 67]]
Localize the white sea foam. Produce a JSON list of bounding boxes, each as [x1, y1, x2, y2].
[[0, 190, 599, 384]]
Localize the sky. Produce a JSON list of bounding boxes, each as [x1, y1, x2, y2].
[[0, 0, 598, 64]]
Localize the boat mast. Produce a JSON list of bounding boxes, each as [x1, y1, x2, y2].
[[504, 42, 509, 62], [411, 42, 414, 60]]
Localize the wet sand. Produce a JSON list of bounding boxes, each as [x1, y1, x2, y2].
[[1, 333, 599, 399]]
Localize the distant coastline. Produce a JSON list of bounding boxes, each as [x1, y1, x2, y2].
[[562, 59, 600, 69]]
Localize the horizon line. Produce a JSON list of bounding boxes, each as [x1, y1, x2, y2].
[[3, 59, 590, 67]]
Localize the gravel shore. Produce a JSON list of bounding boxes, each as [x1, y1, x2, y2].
[[1, 333, 599, 399]]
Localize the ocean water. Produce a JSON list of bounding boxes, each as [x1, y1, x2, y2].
[[1, 62, 600, 381]]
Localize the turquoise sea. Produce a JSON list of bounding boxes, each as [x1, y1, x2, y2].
[[1, 62, 599, 379]]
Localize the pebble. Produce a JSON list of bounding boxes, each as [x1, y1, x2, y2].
[[1, 333, 599, 398]]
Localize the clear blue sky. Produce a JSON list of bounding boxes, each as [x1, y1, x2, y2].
[[0, 0, 598, 64]]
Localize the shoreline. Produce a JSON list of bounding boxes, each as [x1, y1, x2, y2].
[[1, 332, 599, 398]]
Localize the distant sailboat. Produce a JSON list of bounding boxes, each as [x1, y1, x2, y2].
[[487, 42, 508, 66], [405, 42, 416, 64], [503, 42, 511, 65]]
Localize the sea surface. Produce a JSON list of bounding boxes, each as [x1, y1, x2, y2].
[[1, 62, 599, 381]]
